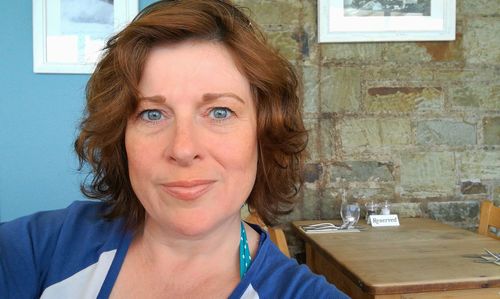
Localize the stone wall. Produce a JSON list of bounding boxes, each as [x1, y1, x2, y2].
[[235, 0, 500, 256]]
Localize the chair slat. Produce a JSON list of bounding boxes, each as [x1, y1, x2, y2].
[[478, 201, 500, 240]]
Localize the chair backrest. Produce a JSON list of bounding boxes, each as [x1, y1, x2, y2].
[[478, 200, 500, 240], [245, 212, 291, 257]]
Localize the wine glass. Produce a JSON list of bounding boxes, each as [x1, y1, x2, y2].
[[340, 202, 360, 229]]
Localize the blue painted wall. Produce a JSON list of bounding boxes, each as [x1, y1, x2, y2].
[[0, 0, 157, 221]]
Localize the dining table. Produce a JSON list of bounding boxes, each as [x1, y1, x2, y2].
[[292, 218, 500, 299]]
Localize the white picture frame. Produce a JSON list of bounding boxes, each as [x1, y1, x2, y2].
[[318, 0, 456, 43], [33, 0, 139, 74]]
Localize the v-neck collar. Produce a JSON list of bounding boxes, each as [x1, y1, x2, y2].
[[97, 229, 133, 298], [96, 223, 266, 298]]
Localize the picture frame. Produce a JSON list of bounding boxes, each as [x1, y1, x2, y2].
[[33, 0, 139, 74], [318, 0, 456, 43]]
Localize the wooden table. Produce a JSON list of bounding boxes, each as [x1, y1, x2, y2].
[[292, 218, 500, 299]]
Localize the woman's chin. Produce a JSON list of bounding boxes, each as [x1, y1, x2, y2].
[[143, 207, 242, 239], [171, 222, 212, 237], [166, 216, 238, 239]]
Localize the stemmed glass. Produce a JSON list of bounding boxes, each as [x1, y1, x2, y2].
[[340, 202, 360, 229]]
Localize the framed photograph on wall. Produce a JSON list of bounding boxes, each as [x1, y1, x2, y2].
[[318, 0, 456, 43], [33, 0, 139, 74]]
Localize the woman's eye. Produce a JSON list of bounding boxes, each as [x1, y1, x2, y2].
[[209, 107, 233, 120], [139, 109, 164, 122]]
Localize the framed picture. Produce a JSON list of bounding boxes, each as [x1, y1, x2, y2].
[[318, 0, 456, 43], [33, 0, 139, 74]]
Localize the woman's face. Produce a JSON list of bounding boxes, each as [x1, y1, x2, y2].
[[125, 40, 258, 237]]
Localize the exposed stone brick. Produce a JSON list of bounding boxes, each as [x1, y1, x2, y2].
[[321, 43, 383, 63], [460, 151, 500, 180], [417, 33, 463, 62], [327, 161, 394, 182], [300, 0, 319, 64], [382, 43, 432, 63], [461, 0, 500, 16], [463, 18, 500, 64], [461, 181, 487, 194], [320, 67, 361, 113], [301, 187, 321, 220], [493, 186, 500, 206], [416, 120, 476, 146], [483, 116, 500, 145], [303, 163, 322, 183], [365, 87, 443, 113], [302, 65, 319, 114], [363, 66, 433, 81], [340, 118, 411, 148], [266, 31, 300, 61], [235, 0, 301, 27], [450, 82, 500, 110], [427, 201, 479, 228], [319, 118, 337, 161], [319, 188, 342, 219], [349, 185, 396, 203], [400, 152, 456, 196], [303, 118, 319, 162], [391, 203, 423, 218], [433, 68, 499, 81]]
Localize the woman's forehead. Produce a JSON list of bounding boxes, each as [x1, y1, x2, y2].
[[138, 40, 252, 100]]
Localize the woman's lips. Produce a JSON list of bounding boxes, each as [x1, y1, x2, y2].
[[161, 180, 215, 201]]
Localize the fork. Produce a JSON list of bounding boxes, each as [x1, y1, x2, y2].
[[303, 222, 339, 228], [301, 223, 339, 232], [339, 221, 353, 230], [301, 223, 339, 230], [483, 248, 500, 261]]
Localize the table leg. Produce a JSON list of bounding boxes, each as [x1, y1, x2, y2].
[[305, 242, 316, 273]]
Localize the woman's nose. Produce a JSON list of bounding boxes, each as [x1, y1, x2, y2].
[[166, 120, 200, 166]]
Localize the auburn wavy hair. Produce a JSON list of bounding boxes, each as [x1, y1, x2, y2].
[[75, 0, 307, 228]]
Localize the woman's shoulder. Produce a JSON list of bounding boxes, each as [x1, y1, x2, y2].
[[0, 201, 129, 298], [236, 226, 349, 299], [0, 200, 117, 239], [1, 200, 126, 257], [0, 199, 126, 258]]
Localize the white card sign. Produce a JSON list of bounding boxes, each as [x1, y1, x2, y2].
[[369, 215, 400, 227]]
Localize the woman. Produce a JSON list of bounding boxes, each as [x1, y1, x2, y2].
[[0, 1, 348, 298]]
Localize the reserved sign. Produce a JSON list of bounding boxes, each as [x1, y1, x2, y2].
[[369, 214, 400, 227]]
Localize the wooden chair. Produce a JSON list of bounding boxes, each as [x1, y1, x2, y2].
[[478, 200, 500, 240], [245, 212, 291, 257]]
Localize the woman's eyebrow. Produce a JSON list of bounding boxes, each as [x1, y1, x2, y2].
[[138, 95, 166, 104], [138, 93, 246, 104], [202, 93, 245, 104]]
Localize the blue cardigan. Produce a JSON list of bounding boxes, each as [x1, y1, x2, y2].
[[0, 201, 348, 298]]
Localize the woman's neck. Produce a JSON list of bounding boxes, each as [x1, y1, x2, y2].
[[109, 216, 261, 298], [134, 215, 241, 270]]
